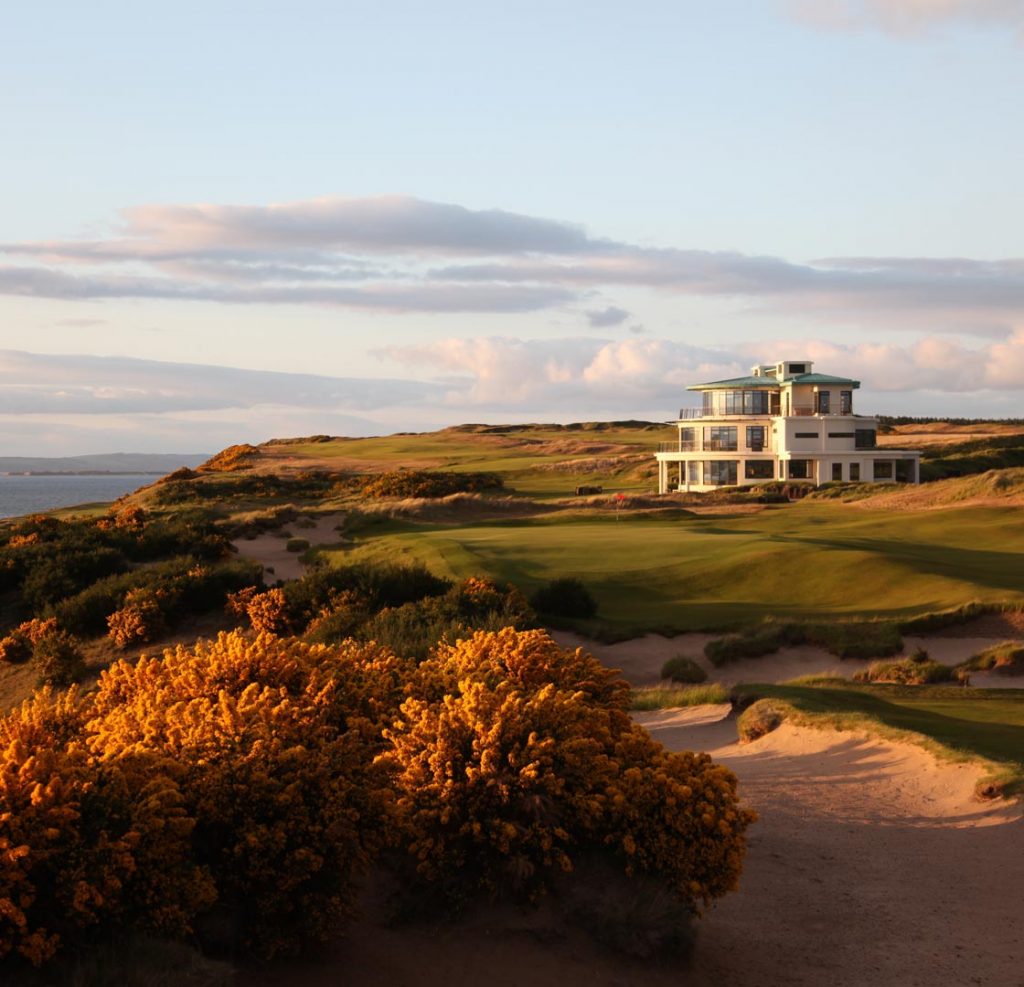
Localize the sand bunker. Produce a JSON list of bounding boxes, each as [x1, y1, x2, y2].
[[233, 513, 344, 581]]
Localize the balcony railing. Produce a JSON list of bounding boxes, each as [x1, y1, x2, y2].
[[703, 439, 738, 451], [657, 442, 698, 452], [677, 407, 704, 419]]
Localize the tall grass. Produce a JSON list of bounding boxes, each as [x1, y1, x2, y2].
[[630, 683, 729, 710]]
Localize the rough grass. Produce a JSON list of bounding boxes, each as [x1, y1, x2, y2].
[[660, 656, 708, 684], [630, 683, 730, 710], [961, 640, 1024, 675], [731, 681, 1024, 796]]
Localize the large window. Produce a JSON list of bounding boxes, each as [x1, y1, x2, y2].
[[704, 460, 738, 486], [831, 463, 843, 481], [855, 429, 877, 449], [701, 390, 773, 416], [850, 463, 860, 481], [746, 425, 766, 451], [840, 390, 853, 415], [679, 427, 695, 451], [687, 461, 700, 484], [873, 460, 894, 479], [704, 426, 737, 451], [745, 460, 775, 479], [816, 391, 831, 414], [788, 459, 812, 479]]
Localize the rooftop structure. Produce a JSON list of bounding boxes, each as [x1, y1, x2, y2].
[[655, 359, 921, 492]]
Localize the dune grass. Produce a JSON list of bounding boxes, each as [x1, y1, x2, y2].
[[630, 683, 730, 710], [732, 681, 1024, 795], [325, 501, 1024, 634]]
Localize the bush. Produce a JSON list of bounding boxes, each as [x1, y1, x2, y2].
[[705, 620, 903, 665], [285, 537, 310, 553], [360, 470, 503, 500], [737, 699, 786, 742], [660, 656, 707, 684], [382, 629, 752, 913], [245, 587, 290, 635], [853, 649, 957, 685], [107, 590, 168, 647], [32, 630, 87, 687], [86, 632, 396, 958], [529, 578, 598, 620]]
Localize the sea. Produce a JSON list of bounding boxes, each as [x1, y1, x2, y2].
[[0, 474, 154, 519]]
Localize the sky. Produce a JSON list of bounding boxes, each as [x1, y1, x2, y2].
[[2, 0, 1024, 454]]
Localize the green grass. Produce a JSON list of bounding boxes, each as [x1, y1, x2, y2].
[[631, 683, 730, 710], [323, 501, 1024, 634], [732, 681, 1024, 794]]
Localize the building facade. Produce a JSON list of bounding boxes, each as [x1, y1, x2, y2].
[[655, 359, 921, 493]]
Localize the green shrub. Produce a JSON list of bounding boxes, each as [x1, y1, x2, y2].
[[705, 620, 902, 665], [853, 649, 956, 685], [32, 630, 87, 687], [737, 699, 786, 742], [285, 538, 310, 553], [529, 577, 598, 620], [660, 656, 707, 684]]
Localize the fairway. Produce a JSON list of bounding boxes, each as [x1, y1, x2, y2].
[[333, 502, 1024, 632]]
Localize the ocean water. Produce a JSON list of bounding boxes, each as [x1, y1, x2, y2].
[[0, 474, 153, 519]]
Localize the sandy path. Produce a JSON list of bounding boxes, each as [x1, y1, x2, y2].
[[637, 707, 1024, 987], [233, 513, 344, 581]]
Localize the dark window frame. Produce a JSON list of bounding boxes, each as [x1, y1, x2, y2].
[[744, 460, 775, 479]]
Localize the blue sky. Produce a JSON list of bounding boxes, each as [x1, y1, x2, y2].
[[2, 0, 1023, 453]]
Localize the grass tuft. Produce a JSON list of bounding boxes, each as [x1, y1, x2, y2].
[[630, 683, 729, 710]]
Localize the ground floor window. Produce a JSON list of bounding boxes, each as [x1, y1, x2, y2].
[[744, 460, 775, 479], [688, 461, 700, 484], [788, 459, 812, 479], [850, 463, 860, 481], [831, 462, 842, 481], [873, 460, 894, 479], [704, 460, 738, 485]]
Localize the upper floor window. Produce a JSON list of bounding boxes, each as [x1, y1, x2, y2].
[[855, 429, 877, 449], [702, 390, 772, 416], [704, 426, 738, 451], [840, 390, 853, 415], [679, 427, 695, 450], [816, 391, 831, 414], [746, 426, 766, 451]]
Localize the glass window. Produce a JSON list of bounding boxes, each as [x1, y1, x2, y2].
[[789, 363, 807, 374], [745, 460, 775, 479], [831, 463, 843, 481], [702, 390, 773, 416], [850, 463, 860, 481], [816, 391, 831, 414], [840, 390, 853, 415], [746, 426, 766, 451], [828, 432, 854, 438], [855, 429, 877, 449], [789, 460, 811, 479], [704, 460, 738, 486], [795, 431, 818, 439], [703, 426, 737, 450], [680, 427, 695, 450], [688, 461, 700, 484], [874, 461, 894, 479]]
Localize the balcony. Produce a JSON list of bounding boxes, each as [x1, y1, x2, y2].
[[703, 439, 738, 452], [657, 442, 698, 452], [677, 407, 704, 419]]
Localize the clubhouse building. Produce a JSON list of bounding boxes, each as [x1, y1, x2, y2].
[[656, 359, 922, 493]]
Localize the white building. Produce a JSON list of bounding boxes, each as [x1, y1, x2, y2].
[[655, 359, 922, 493]]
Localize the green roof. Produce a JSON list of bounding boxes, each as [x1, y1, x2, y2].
[[688, 372, 860, 391], [687, 375, 778, 391]]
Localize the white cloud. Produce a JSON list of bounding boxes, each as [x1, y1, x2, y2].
[[2, 195, 1023, 332]]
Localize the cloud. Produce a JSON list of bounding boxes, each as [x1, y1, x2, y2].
[[0, 349, 443, 416], [786, 0, 1024, 36], [585, 305, 630, 328], [2, 195, 1024, 330]]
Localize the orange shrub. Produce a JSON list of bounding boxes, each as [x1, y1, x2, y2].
[[107, 590, 167, 647], [0, 690, 212, 966], [384, 629, 753, 913], [245, 587, 289, 635], [86, 632, 395, 957]]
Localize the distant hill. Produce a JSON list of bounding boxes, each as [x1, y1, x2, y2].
[[0, 453, 211, 475]]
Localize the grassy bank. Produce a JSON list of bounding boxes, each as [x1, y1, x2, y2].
[[732, 681, 1024, 796]]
